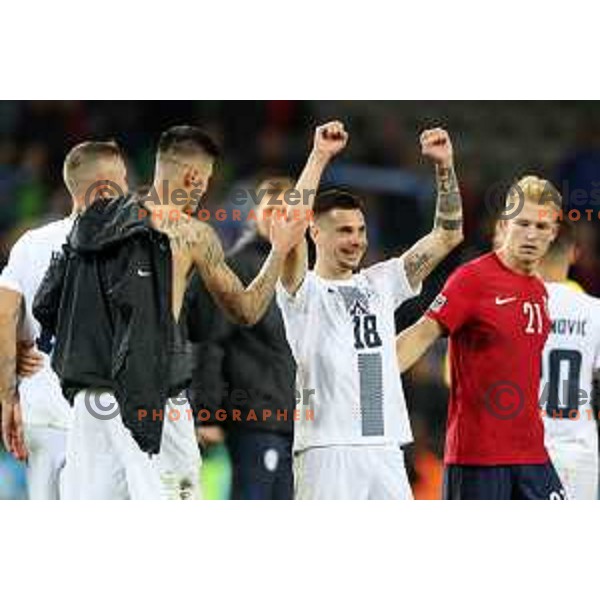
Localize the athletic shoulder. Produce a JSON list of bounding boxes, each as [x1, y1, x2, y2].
[[187, 220, 224, 268], [26, 217, 72, 243], [580, 290, 600, 316], [579, 293, 600, 346], [443, 253, 490, 289], [6, 229, 33, 252], [550, 284, 600, 329], [3, 219, 69, 260], [549, 282, 598, 306], [0, 222, 67, 293], [192, 219, 219, 247], [461, 252, 498, 275]]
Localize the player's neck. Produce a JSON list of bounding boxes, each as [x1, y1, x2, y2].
[[539, 265, 569, 283], [147, 169, 196, 210], [149, 179, 175, 207], [71, 193, 100, 215], [144, 181, 194, 222], [496, 248, 538, 276], [314, 259, 353, 280], [70, 200, 85, 217]]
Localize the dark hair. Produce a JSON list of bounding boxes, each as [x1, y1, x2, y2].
[[547, 219, 578, 258], [157, 125, 220, 162], [313, 187, 365, 218]]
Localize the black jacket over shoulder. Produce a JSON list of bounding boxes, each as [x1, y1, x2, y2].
[[186, 230, 296, 436], [33, 195, 191, 455]]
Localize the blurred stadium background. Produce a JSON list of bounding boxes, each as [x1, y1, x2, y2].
[[1, 100, 599, 499]]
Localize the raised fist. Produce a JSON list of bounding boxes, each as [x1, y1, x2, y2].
[[313, 120, 349, 161], [420, 127, 453, 167]]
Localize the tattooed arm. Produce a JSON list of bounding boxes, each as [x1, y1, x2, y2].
[[0, 288, 21, 404], [189, 218, 306, 325], [0, 288, 28, 460], [402, 128, 464, 290], [282, 121, 348, 295]]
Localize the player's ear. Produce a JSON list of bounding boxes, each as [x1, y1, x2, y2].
[[309, 223, 318, 243], [182, 165, 197, 190], [549, 222, 559, 243], [569, 244, 580, 266], [493, 219, 507, 249]]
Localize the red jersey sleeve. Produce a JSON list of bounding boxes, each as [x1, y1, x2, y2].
[[426, 266, 477, 334]]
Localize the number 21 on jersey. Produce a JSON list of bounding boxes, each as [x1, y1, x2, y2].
[[523, 301, 544, 334]]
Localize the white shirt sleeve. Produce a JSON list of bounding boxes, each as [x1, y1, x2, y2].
[[276, 272, 314, 316], [0, 232, 30, 296], [363, 256, 422, 308], [276, 274, 315, 362]]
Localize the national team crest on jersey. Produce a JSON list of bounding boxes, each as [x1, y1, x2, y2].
[[429, 293, 447, 313], [336, 286, 372, 317]]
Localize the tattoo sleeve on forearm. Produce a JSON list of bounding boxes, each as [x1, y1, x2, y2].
[[434, 164, 463, 231], [401, 165, 463, 289], [197, 226, 284, 324], [154, 212, 201, 252], [404, 250, 434, 283], [0, 350, 17, 398], [0, 301, 20, 401], [242, 249, 285, 319]]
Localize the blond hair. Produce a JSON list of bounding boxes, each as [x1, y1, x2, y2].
[[62, 140, 123, 195], [505, 175, 562, 211]]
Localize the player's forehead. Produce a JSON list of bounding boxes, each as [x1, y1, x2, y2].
[[76, 156, 126, 187], [80, 153, 123, 174], [193, 158, 213, 178], [327, 208, 366, 228], [512, 199, 556, 224], [100, 155, 126, 173], [173, 154, 213, 180]]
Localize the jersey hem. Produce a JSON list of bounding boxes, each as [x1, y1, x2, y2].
[[444, 454, 549, 466], [294, 437, 412, 453]]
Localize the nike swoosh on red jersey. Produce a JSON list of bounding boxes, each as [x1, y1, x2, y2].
[[495, 296, 517, 305]]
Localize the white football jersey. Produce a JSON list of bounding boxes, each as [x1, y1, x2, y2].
[[276, 257, 420, 452], [0, 217, 74, 429], [541, 282, 600, 447]]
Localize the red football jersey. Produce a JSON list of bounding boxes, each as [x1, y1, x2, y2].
[[426, 252, 550, 465]]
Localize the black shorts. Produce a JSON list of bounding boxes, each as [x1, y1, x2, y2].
[[443, 462, 567, 500], [226, 430, 293, 500]]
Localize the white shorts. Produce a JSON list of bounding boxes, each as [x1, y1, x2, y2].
[[294, 445, 413, 500], [24, 425, 67, 500], [156, 398, 202, 500], [63, 389, 162, 500], [546, 437, 599, 500], [63, 391, 201, 500]]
